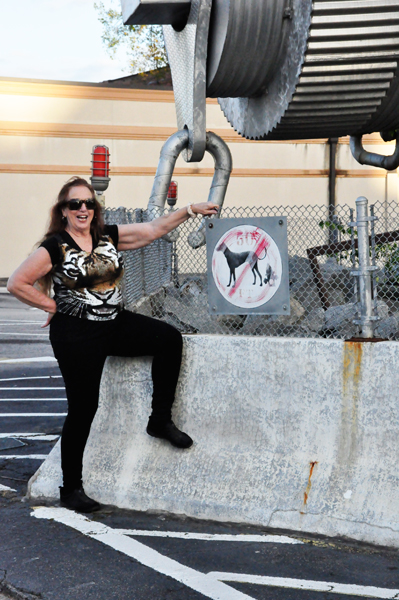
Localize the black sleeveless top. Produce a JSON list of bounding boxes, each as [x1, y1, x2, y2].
[[40, 225, 124, 321]]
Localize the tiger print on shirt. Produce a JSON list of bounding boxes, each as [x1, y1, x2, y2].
[[51, 231, 124, 321]]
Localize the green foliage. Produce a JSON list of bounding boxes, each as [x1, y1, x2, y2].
[[318, 220, 355, 262], [94, 1, 168, 74], [318, 220, 354, 237], [375, 241, 399, 282]]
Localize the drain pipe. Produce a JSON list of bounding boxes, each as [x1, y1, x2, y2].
[[328, 138, 338, 245]]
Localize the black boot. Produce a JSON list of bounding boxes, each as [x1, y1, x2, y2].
[[146, 420, 193, 449], [60, 486, 101, 513]]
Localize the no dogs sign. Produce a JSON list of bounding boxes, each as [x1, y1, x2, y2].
[[206, 218, 290, 315]]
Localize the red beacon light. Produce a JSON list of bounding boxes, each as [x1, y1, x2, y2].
[[167, 181, 178, 208], [90, 145, 110, 198]]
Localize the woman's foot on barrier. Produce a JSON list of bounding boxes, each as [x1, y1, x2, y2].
[[60, 486, 101, 513], [146, 420, 193, 449]]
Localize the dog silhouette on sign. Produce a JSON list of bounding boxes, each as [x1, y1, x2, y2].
[[216, 241, 267, 287]]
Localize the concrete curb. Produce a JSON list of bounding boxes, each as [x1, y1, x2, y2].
[[28, 335, 399, 548]]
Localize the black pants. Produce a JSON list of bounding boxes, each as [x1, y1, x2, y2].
[[50, 310, 183, 491]]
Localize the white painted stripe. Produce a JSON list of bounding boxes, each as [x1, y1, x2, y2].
[[0, 357, 56, 364], [0, 413, 66, 417], [0, 320, 44, 324], [0, 433, 59, 441], [0, 455, 47, 459], [32, 507, 253, 600], [209, 573, 399, 599], [0, 483, 16, 491], [116, 530, 303, 544], [0, 387, 64, 390], [0, 399, 66, 402], [0, 376, 62, 382], [0, 332, 49, 337]]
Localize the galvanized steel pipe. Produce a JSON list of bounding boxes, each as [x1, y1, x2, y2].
[[355, 197, 374, 339], [350, 135, 399, 171]]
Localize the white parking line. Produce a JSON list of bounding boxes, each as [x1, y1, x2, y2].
[[0, 455, 48, 459], [0, 320, 44, 325], [0, 376, 62, 382], [0, 483, 16, 491], [0, 399, 66, 402], [118, 530, 303, 544], [0, 333, 49, 337], [0, 387, 65, 392], [0, 413, 66, 417], [32, 508, 399, 600], [0, 433, 59, 441], [209, 573, 399, 599], [0, 357, 56, 364], [32, 507, 254, 600]]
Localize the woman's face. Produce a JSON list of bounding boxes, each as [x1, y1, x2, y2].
[[62, 185, 95, 234]]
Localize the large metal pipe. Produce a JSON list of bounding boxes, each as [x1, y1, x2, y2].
[[350, 134, 399, 171]]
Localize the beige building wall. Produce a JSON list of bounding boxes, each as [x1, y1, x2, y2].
[[0, 77, 397, 277]]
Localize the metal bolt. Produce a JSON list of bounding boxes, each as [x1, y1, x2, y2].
[[279, 219, 284, 226], [212, 306, 216, 311], [209, 222, 213, 229], [283, 304, 288, 311], [283, 7, 293, 19]]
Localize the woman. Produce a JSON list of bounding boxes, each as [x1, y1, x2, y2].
[[8, 176, 218, 513]]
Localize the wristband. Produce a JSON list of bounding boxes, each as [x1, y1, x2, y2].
[[186, 204, 197, 218]]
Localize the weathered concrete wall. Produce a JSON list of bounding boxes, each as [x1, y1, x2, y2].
[[29, 336, 399, 548]]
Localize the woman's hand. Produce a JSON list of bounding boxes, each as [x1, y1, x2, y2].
[[41, 312, 56, 328], [118, 202, 220, 251], [191, 202, 219, 216]]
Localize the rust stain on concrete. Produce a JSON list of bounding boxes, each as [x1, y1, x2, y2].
[[337, 341, 363, 468], [300, 461, 318, 514], [343, 342, 363, 398]]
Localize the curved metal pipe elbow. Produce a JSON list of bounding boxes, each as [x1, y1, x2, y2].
[[147, 129, 232, 246], [147, 129, 189, 243], [188, 131, 233, 249], [350, 134, 399, 171]]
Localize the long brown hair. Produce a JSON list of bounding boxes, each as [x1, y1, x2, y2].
[[38, 177, 105, 296], [44, 176, 104, 243]]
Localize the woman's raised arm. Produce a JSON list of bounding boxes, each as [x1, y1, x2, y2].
[[7, 247, 56, 317], [117, 202, 219, 251]]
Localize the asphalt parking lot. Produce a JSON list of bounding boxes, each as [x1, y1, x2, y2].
[[0, 293, 398, 600]]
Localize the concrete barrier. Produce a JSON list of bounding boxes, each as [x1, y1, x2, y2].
[[29, 336, 399, 548]]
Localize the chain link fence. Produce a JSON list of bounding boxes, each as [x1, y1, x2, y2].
[[105, 200, 399, 340]]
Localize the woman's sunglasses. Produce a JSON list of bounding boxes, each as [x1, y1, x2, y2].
[[65, 198, 96, 211]]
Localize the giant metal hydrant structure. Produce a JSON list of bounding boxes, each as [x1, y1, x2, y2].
[[123, 0, 399, 164]]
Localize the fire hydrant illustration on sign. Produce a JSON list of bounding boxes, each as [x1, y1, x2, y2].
[[206, 218, 290, 315]]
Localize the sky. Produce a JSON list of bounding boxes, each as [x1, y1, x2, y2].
[[0, 0, 127, 83]]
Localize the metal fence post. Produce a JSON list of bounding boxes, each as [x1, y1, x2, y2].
[[353, 197, 374, 338]]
